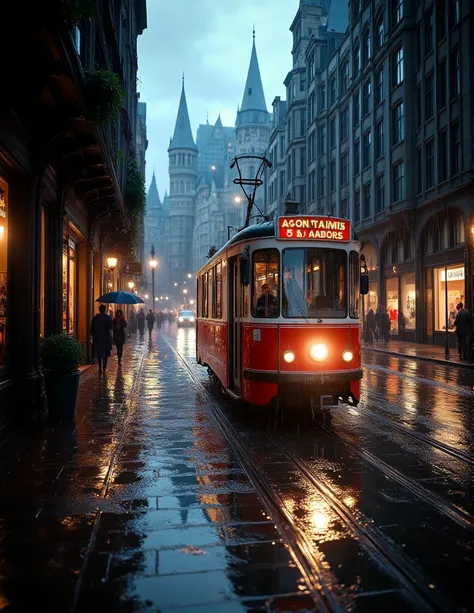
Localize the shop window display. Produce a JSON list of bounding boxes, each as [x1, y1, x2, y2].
[[385, 276, 399, 333], [0, 181, 7, 367], [62, 237, 77, 335], [434, 265, 465, 331], [400, 272, 416, 329]]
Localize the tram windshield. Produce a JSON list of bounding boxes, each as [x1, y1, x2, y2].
[[282, 248, 347, 318]]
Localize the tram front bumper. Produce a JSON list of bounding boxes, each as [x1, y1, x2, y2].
[[243, 369, 362, 384]]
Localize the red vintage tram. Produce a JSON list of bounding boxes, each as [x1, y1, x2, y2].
[[196, 215, 368, 410]]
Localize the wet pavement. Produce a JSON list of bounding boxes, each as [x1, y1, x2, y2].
[[363, 338, 474, 368], [0, 328, 472, 612]]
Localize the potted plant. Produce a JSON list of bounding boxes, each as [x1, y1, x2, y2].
[[40, 333, 85, 418]]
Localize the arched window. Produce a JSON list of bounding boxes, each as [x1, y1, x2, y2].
[[375, 13, 384, 50], [353, 42, 360, 77], [340, 60, 349, 94], [362, 27, 371, 64]]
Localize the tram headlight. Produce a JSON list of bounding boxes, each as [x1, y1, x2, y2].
[[178, 317, 184, 322], [310, 343, 328, 361], [283, 350, 295, 363], [342, 350, 353, 362]]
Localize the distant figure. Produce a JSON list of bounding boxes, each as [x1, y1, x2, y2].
[[381, 306, 391, 346], [365, 308, 376, 345], [454, 303, 472, 360], [90, 304, 113, 374], [146, 309, 156, 340], [157, 311, 164, 329], [256, 283, 277, 318], [137, 308, 145, 338], [398, 311, 406, 338], [130, 310, 137, 335], [113, 309, 128, 365]]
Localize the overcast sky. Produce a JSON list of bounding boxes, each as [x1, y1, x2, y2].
[[137, 0, 298, 198]]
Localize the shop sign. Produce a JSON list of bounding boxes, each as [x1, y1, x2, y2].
[[440, 267, 464, 282], [277, 216, 351, 241], [120, 261, 142, 275]]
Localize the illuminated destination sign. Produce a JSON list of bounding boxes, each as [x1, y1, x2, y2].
[[277, 216, 351, 241]]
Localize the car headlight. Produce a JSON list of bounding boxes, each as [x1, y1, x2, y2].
[[178, 317, 184, 322], [310, 343, 328, 361], [342, 350, 353, 362], [283, 350, 295, 363], [189, 317, 195, 322]]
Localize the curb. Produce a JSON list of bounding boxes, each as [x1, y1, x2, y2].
[[362, 347, 474, 369]]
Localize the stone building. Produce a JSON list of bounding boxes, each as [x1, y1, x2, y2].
[[136, 101, 148, 266], [0, 0, 147, 420], [269, 0, 473, 349], [143, 172, 169, 295]]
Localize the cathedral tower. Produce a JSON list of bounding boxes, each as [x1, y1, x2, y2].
[[168, 80, 198, 283]]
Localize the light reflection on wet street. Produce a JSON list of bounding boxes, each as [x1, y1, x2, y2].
[[0, 325, 471, 612]]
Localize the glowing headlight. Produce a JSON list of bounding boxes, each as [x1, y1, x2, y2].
[[178, 317, 184, 322], [342, 350, 353, 362], [189, 317, 195, 322], [283, 350, 295, 363], [310, 343, 328, 361]]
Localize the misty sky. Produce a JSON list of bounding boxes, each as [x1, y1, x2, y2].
[[137, 0, 299, 198]]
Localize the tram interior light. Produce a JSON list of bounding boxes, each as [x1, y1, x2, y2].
[[342, 350, 353, 362], [283, 350, 295, 363], [310, 343, 328, 361]]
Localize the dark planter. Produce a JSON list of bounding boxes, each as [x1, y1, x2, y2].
[[44, 370, 81, 419]]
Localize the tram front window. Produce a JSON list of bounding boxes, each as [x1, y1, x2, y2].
[[283, 248, 347, 318], [252, 249, 280, 318]]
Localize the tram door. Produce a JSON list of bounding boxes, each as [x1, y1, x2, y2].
[[228, 257, 242, 392]]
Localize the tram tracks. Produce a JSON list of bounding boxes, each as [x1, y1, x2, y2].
[[167, 339, 455, 613]]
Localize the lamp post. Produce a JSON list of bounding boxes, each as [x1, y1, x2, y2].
[[105, 256, 118, 293], [149, 245, 157, 309]]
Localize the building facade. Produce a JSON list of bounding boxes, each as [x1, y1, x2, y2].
[[270, 0, 473, 348], [0, 0, 147, 421], [143, 173, 169, 296]]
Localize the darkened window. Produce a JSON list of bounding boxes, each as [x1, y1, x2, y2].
[[341, 151, 349, 185], [450, 48, 460, 98], [340, 61, 349, 94], [252, 249, 280, 318], [318, 125, 326, 154], [349, 251, 360, 319], [375, 68, 383, 104], [330, 118, 336, 148], [375, 119, 384, 158], [300, 109, 306, 136], [299, 147, 306, 176], [392, 101, 404, 145], [392, 46, 403, 87], [376, 174, 385, 212], [362, 28, 371, 64], [319, 164, 326, 196], [362, 79, 371, 116], [330, 159, 336, 192], [438, 57, 447, 108], [392, 161, 404, 201], [376, 14, 384, 50], [425, 139, 435, 188], [363, 130, 371, 168], [439, 129, 448, 182], [436, 0, 446, 42], [353, 92, 360, 126], [329, 75, 337, 105], [319, 82, 326, 111], [353, 43, 360, 77], [211, 262, 222, 319], [341, 197, 348, 218], [308, 131, 315, 161], [202, 272, 209, 318], [425, 72, 434, 119], [363, 182, 371, 218], [451, 121, 461, 175], [309, 170, 315, 201], [354, 139, 360, 175], [354, 189, 361, 222], [448, 0, 460, 29], [416, 148, 423, 193], [392, 0, 403, 27], [283, 248, 347, 318], [416, 84, 422, 128], [340, 107, 349, 142], [416, 25, 422, 67], [425, 8, 434, 54], [308, 92, 315, 120]]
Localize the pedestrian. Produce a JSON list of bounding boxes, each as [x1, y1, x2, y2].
[[381, 306, 390, 346], [365, 308, 376, 345], [113, 309, 128, 365], [146, 309, 156, 340], [453, 302, 472, 360], [157, 310, 164, 329], [398, 311, 406, 339], [375, 305, 382, 343], [90, 303, 113, 374], [130, 309, 137, 335], [137, 308, 145, 338]]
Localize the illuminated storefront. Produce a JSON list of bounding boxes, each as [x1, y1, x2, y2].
[[62, 233, 77, 336], [0, 179, 8, 369], [361, 242, 378, 315]]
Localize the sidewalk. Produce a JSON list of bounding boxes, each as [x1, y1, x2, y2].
[[363, 339, 474, 368], [0, 333, 314, 613]]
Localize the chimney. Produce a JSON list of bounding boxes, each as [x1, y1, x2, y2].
[[283, 195, 299, 215]]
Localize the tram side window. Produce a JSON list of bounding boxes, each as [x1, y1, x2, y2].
[[212, 262, 222, 318], [202, 272, 209, 318], [197, 277, 201, 317], [349, 251, 360, 319], [252, 249, 280, 318]]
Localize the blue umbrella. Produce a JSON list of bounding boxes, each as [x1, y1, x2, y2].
[[96, 291, 144, 304]]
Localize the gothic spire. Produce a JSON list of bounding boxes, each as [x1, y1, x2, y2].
[[240, 31, 267, 112], [169, 81, 197, 151], [147, 171, 161, 209]]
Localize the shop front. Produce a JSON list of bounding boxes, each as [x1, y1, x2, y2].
[[0, 179, 8, 373], [384, 268, 416, 338], [361, 242, 378, 316]]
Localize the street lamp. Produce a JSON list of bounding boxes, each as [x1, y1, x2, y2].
[[233, 196, 241, 204], [174, 282, 178, 287], [144, 294, 149, 300], [128, 281, 135, 290], [187, 273, 192, 279], [106, 257, 118, 271], [149, 244, 157, 308]]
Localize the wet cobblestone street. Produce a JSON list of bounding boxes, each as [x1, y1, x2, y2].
[[0, 327, 472, 612]]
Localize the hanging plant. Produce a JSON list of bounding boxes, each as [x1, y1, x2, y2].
[[85, 70, 124, 125], [61, 0, 95, 27], [124, 156, 146, 249]]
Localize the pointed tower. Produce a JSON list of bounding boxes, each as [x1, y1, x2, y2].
[[235, 31, 271, 225], [147, 171, 161, 209], [168, 79, 198, 283]]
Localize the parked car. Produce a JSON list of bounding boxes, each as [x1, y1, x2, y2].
[[177, 310, 196, 327]]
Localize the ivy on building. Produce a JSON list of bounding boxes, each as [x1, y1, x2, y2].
[[61, 0, 95, 27], [124, 156, 146, 249], [85, 70, 124, 125]]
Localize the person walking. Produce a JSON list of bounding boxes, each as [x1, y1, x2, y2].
[[90, 304, 113, 374], [137, 308, 145, 338], [453, 302, 473, 360], [130, 310, 137, 335], [146, 309, 156, 340], [381, 306, 391, 346], [365, 308, 376, 345], [113, 309, 128, 365]]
